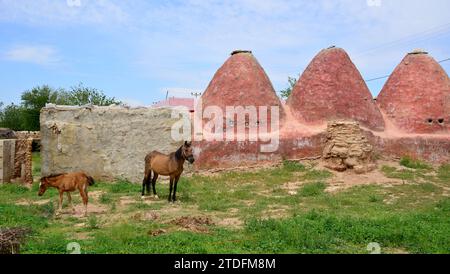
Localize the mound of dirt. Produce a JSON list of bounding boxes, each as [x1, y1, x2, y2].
[[148, 229, 167, 237], [0, 128, 16, 139], [171, 216, 214, 233]]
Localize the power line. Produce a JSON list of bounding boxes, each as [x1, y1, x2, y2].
[[355, 22, 450, 57], [365, 75, 391, 82], [365, 57, 450, 82]]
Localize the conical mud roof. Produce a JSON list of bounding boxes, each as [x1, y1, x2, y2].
[[201, 50, 284, 115], [287, 47, 385, 131], [377, 50, 450, 133]]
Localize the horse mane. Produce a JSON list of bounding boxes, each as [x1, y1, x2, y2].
[[175, 146, 184, 160], [41, 173, 67, 180]]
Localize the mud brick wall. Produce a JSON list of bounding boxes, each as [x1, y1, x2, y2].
[[15, 131, 41, 151], [0, 139, 16, 183], [323, 121, 376, 173], [14, 139, 33, 185], [40, 105, 189, 183]]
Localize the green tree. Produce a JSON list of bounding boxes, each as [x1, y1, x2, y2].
[[1, 84, 120, 131], [279, 76, 297, 99], [20, 85, 66, 131], [0, 103, 26, 131], [64, 83, 121, 106]]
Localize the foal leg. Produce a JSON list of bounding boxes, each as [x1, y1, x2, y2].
[[172, 175, 181, 202], [168, 177, 174, 203], [80, 186, 89, 217], [152, 173, 159, 198], [56, 190, 64, 215], [67, 192, 75, 213]]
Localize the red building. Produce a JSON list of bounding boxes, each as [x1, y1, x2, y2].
[[153, 97, 195, 112], [287, 47, 385, 131], [377, 49, 450, 134]]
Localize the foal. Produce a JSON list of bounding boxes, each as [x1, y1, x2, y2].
[[142, 141, 195, 202], [38, 172, 95, 216]]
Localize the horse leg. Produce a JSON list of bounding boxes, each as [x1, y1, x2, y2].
[[146, 170, 152, 195], [142, 169, 151, 197], [172, 175, 181, 202], [67, 192, 75, 213], [168, 177, 174, 202], [80, 186, 89, 217], [152, 173, 159, 198], [57, 190, 64, 215]]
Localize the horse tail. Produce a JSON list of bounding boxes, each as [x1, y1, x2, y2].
[[87, 176, 95, 186]]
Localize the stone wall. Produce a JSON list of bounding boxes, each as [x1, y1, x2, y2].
[[40, 105, 188, 183], [323, 121, 376, 173], [15, 131, 40, 151], [14, 139, 33, 185], [0, 140, 16, 183]]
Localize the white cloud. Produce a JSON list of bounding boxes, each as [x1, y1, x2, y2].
[[127, 0, 450, 93], [4, 45, 61, 66], [0, 0, 129, 27], [1, 0, 448, 97]]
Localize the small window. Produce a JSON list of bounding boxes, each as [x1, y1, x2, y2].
[[438, 119, 444, 125], [427, 119, 434, 124]]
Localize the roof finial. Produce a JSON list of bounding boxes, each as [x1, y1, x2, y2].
[[231, 50, 252, 55]]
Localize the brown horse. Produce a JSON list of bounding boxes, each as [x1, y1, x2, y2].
[[142, 141, 195, 202], [38, 172, 95, 216]]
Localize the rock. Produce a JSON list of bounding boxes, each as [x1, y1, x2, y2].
[[0, 128, 16, 139], [323, 121, 377, 173]]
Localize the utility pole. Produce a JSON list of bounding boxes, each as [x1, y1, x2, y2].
[[191, 92, 202, 98]]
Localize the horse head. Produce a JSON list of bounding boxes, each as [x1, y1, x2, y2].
[[182, 141, 195, 164]]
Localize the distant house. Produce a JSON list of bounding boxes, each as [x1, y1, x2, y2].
[[152, 97, 195, 112]]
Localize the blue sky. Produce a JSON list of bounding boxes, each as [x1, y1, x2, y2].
[[0, 0, 449, 106]]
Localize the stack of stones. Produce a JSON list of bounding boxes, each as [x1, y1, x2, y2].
[[323, 121, 376, 174]]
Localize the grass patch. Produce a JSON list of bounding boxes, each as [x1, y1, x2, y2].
[[0, 183, 30, 194], [381, 166, 416, 181], [1, 157, 448, 254], [87, 216, 100, 230], [244, 207, 450, 253], [108, 180, 138, 194], [99, 193, 114, 204], [400, 156, 432, 170], [282, 160, 306, 172], [32, 152, 41, 179], [302, 170, 333, 181], [298, 182, 326, 197], [437, 164, 450, 183]]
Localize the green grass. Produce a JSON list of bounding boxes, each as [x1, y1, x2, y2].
[[437, 164, 450, 183], [282, 160, 306, 172], [400, 156, 432, 170], [381, 165, 417, 181], [298, 182, 326, 197], [1, 155, 449, 254], [32, 152, 41, 179]]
